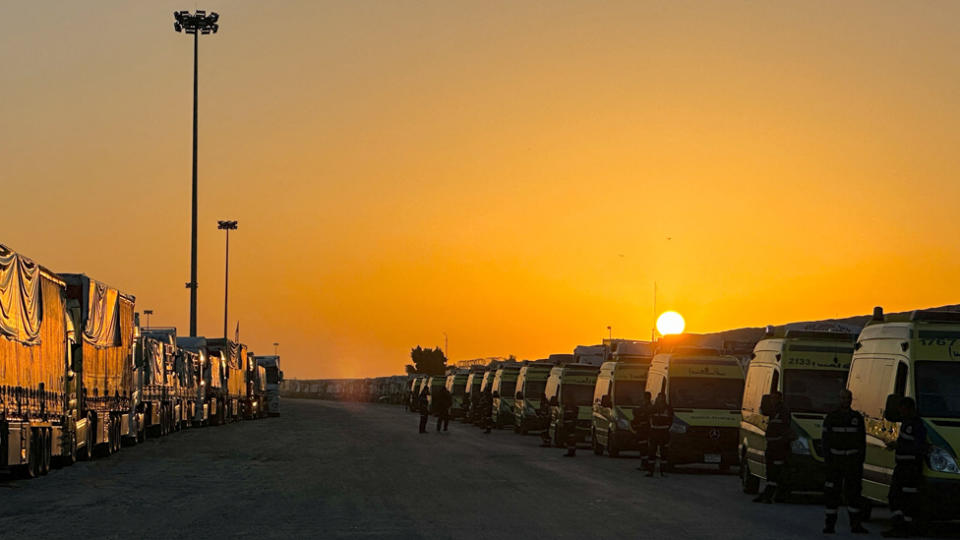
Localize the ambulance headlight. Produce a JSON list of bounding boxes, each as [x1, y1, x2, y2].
[[927, 446, 960, 474], [670, 418, 687, 434], [616, 417, 631, 430], [791, 436, 811, 455]]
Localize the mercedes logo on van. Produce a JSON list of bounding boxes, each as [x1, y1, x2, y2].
[[709, 428, 721, 440]]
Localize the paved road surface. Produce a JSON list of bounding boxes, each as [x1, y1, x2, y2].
[[0, 399, 941, 539]]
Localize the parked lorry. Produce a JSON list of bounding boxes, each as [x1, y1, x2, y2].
[[0, 245, 69, 476], [62, 273, 136, 459], [255, 355, 282, 416]]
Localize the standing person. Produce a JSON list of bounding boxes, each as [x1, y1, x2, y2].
[[482, 388, 494, 434], [822, 389, 868, 535], [538, 393, 553, 447], [647, 392, 673, 477], [417, 388, 430, 434], [754, 391, 792, 503], [633, 392, 653, 471], [435, 385, 452, 432], [882, 397, 927, 538], [562, 402, 579, 457]]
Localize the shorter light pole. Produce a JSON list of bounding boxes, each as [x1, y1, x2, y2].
[[273, 342, 279, 356], [217, 220, 238, 340], [443, 332, 448, 361], [144, 310, 154, 329]]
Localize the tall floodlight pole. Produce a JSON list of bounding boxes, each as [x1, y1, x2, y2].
[[174, 9, 220, 337], [144, 310, 154, 329], [217, 220, 238, 340]]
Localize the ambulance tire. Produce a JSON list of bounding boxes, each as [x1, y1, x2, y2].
[[740, 452, 760, 494]]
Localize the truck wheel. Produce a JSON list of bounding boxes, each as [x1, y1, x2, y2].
[[41, 429, 51, 475], [78, 420, 93, 461], [741, 453, 760, 494], [607, 430, 619, 457]]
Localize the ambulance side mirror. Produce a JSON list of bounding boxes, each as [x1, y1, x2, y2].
[[549, 396, 558, 406], [760, 394, 774, 416], [600, 395, 612, 408], [515, 391, 523, 400], [492, 391, 499, 398], [883, 394, 902, 422]]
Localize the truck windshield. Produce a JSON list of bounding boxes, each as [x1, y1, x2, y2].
[[562, 384, 595, 406], [500, 381, 517, 396], [916, 362, 960, 419], [524, 381, 546, 397], [614, 380, 647, 406], [669, 377, 743, 410], [783, 369, 847, 413]]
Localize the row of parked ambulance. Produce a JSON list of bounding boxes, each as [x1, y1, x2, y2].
[[407, 307, 960, 522]]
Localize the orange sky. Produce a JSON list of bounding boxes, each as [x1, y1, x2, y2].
[[3, 2, 959, 378]]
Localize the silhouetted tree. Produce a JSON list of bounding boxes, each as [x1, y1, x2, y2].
[[410, 346, 447, 375], [404, 364, 416, 375]]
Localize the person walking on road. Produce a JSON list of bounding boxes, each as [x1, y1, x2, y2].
[[882, 397, 928, 538], [647, 392, 674, 477], [754, 391, 793, 503], [822, 389, 868, 535], [632, 391, 652, 471], [417, 388, 430, 434], [562, 402, 579, 457], [434, 385, 452, 432]]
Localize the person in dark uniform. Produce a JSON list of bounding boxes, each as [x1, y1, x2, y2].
[[755, 391, 792, 503], [417, 388, 430, 434], [632, 391, 653, 471], [481, 388, 494, 434], [882, 397, 928, 538], [648, 392, 674, 477], [434, 385, 452, 432], [821, 388, 868, 534], [562, 402, 579, 457], [538, 393, 553, 447]]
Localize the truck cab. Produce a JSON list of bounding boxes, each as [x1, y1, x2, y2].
[[445, 370, 469, 418]]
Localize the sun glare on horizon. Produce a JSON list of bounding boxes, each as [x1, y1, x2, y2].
[[656, 311, 685, 336]]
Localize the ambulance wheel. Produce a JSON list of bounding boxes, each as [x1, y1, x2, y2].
[[740, 453, 759, 494], [607, 430, 620, 457]]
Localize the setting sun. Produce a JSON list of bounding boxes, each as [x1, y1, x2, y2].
[[656, 311, 685, 336]]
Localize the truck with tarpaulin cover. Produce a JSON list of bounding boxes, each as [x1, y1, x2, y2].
[[62, 273, 136, 459], [255, 355, 282, 416], [180, 337, 223, 425], [206, 339, 247, 422], [0, 244, 69, 477], [246, 352, 267, 419], [137, 328, 181, 437]]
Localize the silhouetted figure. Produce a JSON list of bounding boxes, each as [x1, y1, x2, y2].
[[562, 402, 579, 457], [755, 391, 792, 503], [434, 386, 452, 432], [647, 392, 674, 477], [417, 389, 430, 434], [883, 397, 927, 538], [538, 393, 553, 447], [481, 389, 493, 434], [632, 391, 652, 471], [822, 389, 867, 534]]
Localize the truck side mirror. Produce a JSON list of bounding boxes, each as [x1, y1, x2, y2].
[[549, 396, 558, 406], [883, 394, 902, 422], [492, 391, 499, 398], [600, 395, 612, 408], [760, 394, 774, 416], [515, 391, 523, 400]]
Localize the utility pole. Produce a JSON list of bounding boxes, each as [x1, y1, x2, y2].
[[174, 9, 220, 337], [273, 342, 280, 356], [144, 309, 154, 329], [217, 220, 238, 339], [443, 332, 448, 362]]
